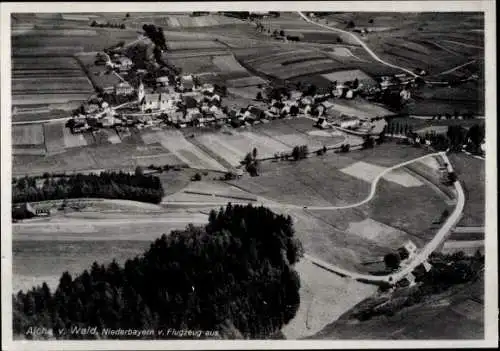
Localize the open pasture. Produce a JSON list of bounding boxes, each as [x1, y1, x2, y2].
[[141, 130, 226, 171]]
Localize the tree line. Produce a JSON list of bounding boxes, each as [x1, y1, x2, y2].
[[13, 204, 304, 339], [12, 170, 164, 205]]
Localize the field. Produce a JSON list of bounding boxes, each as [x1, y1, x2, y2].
[[238, 48, 349, 80], [192, 118, 345, 167], [166, 40, 226, 51], [141, 130, 227, 171], [313, 274, 484, 339], [12, 138, 187, 176], [321, 69, 377, 86], [224, 143, 449, 272], [12, 125, 45, 146], [448, 153, 485, 227], [327, 98, 396, 118], [282, 259, 377, 339], [166, 53, 252, 83], [12, 56, 93, 115]]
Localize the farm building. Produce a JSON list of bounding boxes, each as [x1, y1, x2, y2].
[[400, 88, 411, 101], [339, 116, 360, 129], [156, 76, 170, 87], [181, 75, 194, 91], [404, 241, 418, 257], [115, 82, 134, 96], [12, 203, 36, 220], [113, 56, 133, 71]]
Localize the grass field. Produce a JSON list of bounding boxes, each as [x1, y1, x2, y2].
[[141, 130, 227, 171], [448, 153, 485, 227], [12, 125, 45, 146]]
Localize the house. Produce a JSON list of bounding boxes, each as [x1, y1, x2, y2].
[[400, 88, 411, 100], [101, 115, 116, 127], [115, 81, 134, 96], [181, 75, 194, 91], [72, 120, 89, 133], [340, 117, 360, 129], [316, 117, 330, 129], [113, 56, 133, 71], [156, 76, 170, 87], [345, 89, 354, 99], [422, 260, 432, 272], [201, 83, 215, 94], [404, 240, 418, 256]]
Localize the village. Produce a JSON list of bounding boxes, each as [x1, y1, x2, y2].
[[66, 45, 420, 140]]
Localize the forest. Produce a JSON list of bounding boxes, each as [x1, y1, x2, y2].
[[13, 204, 304, 339], [12, 169, 164, 205]]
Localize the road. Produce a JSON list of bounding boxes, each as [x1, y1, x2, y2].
[[297, 12, 419, 78], [302, 152, 465, 284], [162, 151, 466, 284], [14, 146, 465, 285]]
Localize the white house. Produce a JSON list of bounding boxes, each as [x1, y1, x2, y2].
[[114, 56, 133, 71], [422, 260, 432, 272], [345, 89, 354, 99], [340, 117, 360, 129], [400, 88, 411, 100], [404, 241, 418, 257]]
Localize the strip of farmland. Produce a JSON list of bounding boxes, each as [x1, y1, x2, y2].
[[166, 40, 226, 50]]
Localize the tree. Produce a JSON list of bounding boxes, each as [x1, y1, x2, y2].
[[252, 147, 258, 159], [352, 78, 360, 89], [384, 253, 401, 271], [135, 166, 144, 177], [192, 173, 202, 181], [362, 136, 374, 149], [347, 20, 355, 28], [255, 92, 263, 101]]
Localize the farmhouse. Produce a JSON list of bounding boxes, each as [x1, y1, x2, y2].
[[400, 88, 411, 101], [339, 116, 360, 129], [113, 56, 133, 71]]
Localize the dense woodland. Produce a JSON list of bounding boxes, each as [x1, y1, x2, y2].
[[13, 204, 304, 339], [12, 169, 164, 205]]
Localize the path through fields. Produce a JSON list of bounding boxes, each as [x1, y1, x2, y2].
[[296, 12, 419, 78]]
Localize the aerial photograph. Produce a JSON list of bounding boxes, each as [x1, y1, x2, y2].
[[8, 9, 489, 342]]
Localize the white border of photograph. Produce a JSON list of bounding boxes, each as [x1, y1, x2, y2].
[[1, 1, 497, 350]]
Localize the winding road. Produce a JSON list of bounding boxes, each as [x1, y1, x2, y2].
[[297, 12, 419, 78], [162, 151, 466, 284]]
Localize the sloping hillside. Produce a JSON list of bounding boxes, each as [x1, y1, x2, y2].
[[310, 253, 484, 339]]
